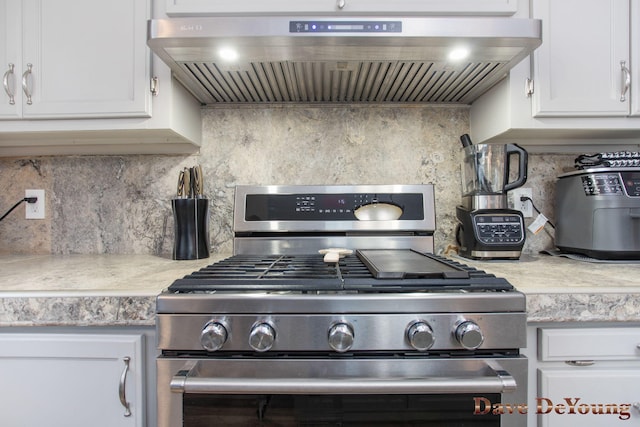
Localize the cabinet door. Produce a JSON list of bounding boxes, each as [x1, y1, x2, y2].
[[538, 367, 640, 426], [532, 0, 630, 117], [166, 0, 518, 16], [0, 333, 145, 427], [631, 0, 640, 116], [0, 0, 21, 118], [20, 0, 151, 119]]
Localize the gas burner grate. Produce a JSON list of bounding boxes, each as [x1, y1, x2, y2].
[[168, 251, 513, 293]]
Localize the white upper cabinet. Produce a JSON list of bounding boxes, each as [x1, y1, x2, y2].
[[165, 0, 518, 16], [1, 0, 150, 119], [469, 0, 640, 149], [532, 0, 630, 117], [0, 0, 202, 156]]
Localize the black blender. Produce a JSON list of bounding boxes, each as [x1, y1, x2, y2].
[[455, 134, 528, 260]]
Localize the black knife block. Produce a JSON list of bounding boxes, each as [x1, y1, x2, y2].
[[172, 198, 210, 260]]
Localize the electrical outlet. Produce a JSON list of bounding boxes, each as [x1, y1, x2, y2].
[[507, 188, 533, 218], [25, 189, 45, 219]]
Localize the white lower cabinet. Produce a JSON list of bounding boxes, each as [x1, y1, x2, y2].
[[0, 333, 146, 427], [525, 325, 640, 427]]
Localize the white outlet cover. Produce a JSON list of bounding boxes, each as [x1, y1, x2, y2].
[[25, 189, 45, 219]]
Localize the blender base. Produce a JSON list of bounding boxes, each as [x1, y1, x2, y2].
[[455, 205, 525, 260]]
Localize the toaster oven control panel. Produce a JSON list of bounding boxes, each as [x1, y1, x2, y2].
[[581, 172, 640, 196]]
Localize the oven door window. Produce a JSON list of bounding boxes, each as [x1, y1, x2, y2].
[[183, 393, 501, 426]]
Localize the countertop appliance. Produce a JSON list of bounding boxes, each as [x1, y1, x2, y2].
[[556, 167, 640, 260], [456, 139, 528, 260], [157, 184, 527, 427], [147, 16, 541, 105]]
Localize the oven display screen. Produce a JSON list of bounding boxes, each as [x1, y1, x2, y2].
[[245, 193, 425, 221]]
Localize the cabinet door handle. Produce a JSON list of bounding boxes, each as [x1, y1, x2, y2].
[[565, 360, 595, 367], [119, 356, 132, 417], [620, 60, 631, 102], [3, 63, 15, 105], [337, 0, 346, 9], [21, 63, 33, 105]]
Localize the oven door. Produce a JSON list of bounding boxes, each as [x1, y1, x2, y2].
[[158, 356, 527, 427]]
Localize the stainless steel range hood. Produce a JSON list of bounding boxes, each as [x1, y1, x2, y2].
[[148, 16, 541, 105]]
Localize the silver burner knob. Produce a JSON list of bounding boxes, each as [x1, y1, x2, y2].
[[249, 322, 276, 352], [455, 321, 484, 350], [328, 322, 354, 353], [200, 321, 228, 352], [407, 321, 435, 351]]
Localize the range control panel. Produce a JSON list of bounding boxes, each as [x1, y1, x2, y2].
[[245, 193, 424, 221], [581, 171, 640, 197], [472, 214, 524, 245]]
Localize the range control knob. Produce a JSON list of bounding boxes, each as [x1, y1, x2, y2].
[[249, 322, 276, 352], [200, 321, 228, 352], [407, 321, 435, 351], [328, 322, 354, 353], [455, 321, 484, 350]]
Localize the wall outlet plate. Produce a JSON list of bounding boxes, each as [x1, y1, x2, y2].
[[25, 189, 45, 219], [507, 188, 533, 218]]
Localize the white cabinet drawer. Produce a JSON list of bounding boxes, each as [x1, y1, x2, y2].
[[539, 328, 640, 361]]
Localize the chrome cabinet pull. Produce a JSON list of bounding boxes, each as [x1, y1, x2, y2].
[[337, 0, 346, 9], [150, 76, 159, 96], [21, 63, 32, 105], [119, 356, 132, 417], [3, 63, 15, 105], [565, 360, 595, 367], [620, 60, 631, 102]]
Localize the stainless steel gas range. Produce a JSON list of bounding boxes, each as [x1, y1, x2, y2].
[[157, 185, 527, 427]]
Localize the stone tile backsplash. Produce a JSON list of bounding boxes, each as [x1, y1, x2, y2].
[[0, 105, 573, 256]]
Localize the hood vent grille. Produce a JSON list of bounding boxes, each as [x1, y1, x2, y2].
[[148, 17, 542, 105], [180, 60, 502, 104]]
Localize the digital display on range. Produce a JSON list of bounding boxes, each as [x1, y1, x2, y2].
[[244, 193, 424, 221]]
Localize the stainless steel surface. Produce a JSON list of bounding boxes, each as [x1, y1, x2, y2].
[[21, 63, 32, 105], [157, 183, 528, 427], [234, 235, 434, 255], [327, 322, 354, 352], [621, 60, 631, 102], [199, 321, 228, 352], [119, 357, 132, 418], [156, 290, 526, 315], [3, 63, 15, 105], [406, 321, 434, 351], [248, 322, 276, 352], [469, 249, 524, 259], [455, 320, 485, 350], [462, 194, 509, 210], [157, 311, 527, 352], [169, 359, 517, 394], [158, 357, 528, 427], [233, 184, 435, 233], [147, 16, 541, 105]]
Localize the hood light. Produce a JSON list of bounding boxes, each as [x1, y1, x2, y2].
[[448, 47, 470, 61], [218, 48, 239, 61]]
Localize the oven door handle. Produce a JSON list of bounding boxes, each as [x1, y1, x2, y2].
[[170, 362, 517, 395]]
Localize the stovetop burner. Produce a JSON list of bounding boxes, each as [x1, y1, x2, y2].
[[168, 250, 512, 293]]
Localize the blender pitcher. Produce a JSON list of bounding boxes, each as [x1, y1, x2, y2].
[[461, 143, 528, 208]]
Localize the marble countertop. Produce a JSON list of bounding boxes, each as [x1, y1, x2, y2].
[[1, 253, 639, 327]]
